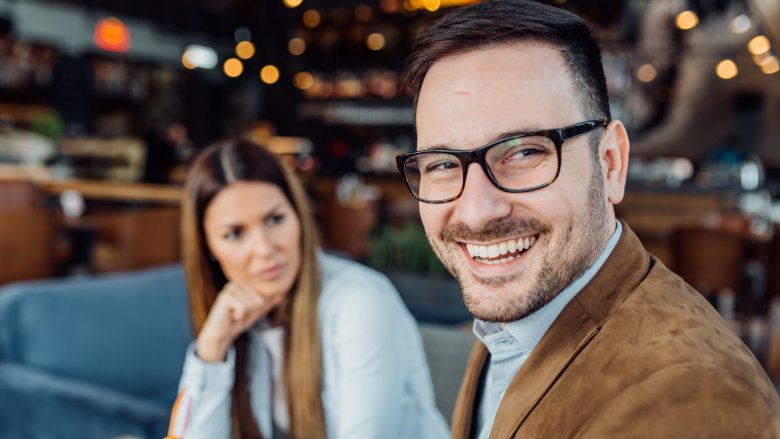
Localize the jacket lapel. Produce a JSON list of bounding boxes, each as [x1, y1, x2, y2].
[[451, 341, 489, 439], [488, 300, 599, 438], [489, 221, 651, 438]]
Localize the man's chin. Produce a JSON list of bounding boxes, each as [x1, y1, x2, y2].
[[462, 288, 539, 323]]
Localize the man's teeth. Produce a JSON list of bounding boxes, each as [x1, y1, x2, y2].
[[466, 236, 537, 262]]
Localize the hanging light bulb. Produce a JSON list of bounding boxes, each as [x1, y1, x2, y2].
[[730, 14, 751, 34], [235, 41, 255, 59], [182, 45, 218, 69], [260, 65, 280, 84], [636, 64, 657, 83], [366, 33, 386, 51], [224, 58, 243, 78], [288, 37, 306, 56], [748, 35, 771, 56], [294, 72, 315, 90], [303, 10, 321, 28], [675, 10, 699, 30], [715, 59, 738, 80], [760, 56, 779, 74]]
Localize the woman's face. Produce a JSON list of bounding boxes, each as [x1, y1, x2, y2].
[[204, 181, 302, 303]]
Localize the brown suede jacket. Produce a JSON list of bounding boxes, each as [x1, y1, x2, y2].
[[452, 222, 780, 438]]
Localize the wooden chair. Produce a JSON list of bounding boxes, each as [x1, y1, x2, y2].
[[0, 180, 58, 284], [672, 226, 747, 296], [672, 226, 748, 322], [768, 324, 780, 380], [321, 201, 378, 260], [0, 180, 44, 212], [767, 226, 780, 300], [0, 211, 56, 285]]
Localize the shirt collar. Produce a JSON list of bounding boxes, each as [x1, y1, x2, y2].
[[474, 221, 623, 355]]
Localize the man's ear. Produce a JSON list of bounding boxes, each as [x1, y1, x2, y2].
[[599, 120, 630, 205]]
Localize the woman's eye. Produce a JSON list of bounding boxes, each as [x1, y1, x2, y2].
[[223, 229, 242, 240], [267, 213, 285, 225]]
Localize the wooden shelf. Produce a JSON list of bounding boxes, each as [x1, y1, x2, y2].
[[35, 179, 182, 204]]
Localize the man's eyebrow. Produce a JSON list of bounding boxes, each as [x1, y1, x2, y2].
[[417, 143, 454, 152], [417, 126, 546, 152]]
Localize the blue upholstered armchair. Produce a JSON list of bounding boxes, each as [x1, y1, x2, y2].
[[0, 263, 472, 439], [0, 265, 193, 439]]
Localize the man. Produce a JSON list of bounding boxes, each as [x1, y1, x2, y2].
[[396, 0, 780, 437]]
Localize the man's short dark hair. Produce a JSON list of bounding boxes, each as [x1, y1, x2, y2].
[[403, 0, 611, 123]]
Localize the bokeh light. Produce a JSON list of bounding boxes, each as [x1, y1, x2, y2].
[[294, 71, 315, 90], [366, 33, 385, 51], [675, 10, 699, 30], [261, 65, 280, 84], [760, 56, 779, 75], [715, 59, 738, 80], [224, 58, 243, 78], [636, 64, 657, 83], [288, 37, 306, 56], [748, 35, 771, 56], [303, 10, 321, 28], [235, 41, 255, 59]]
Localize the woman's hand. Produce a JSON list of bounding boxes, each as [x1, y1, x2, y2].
[[195, 282, 281, 363]]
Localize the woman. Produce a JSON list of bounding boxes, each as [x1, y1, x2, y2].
[[169, 139, 448, 439]]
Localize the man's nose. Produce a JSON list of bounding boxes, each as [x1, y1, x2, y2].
[[452, 163, 512, 229]]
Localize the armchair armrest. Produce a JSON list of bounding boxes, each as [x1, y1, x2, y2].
[[0, 363, 169, 439]]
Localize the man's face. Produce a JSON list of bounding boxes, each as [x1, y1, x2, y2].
[[416, 42, 616, 323]]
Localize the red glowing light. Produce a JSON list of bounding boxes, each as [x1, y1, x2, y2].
[[94, 17, 131, 53]]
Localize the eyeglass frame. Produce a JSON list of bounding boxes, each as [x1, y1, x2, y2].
[[395, 119, 610, 204]]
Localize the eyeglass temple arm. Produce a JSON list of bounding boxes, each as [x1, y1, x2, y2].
[[561, 119, 609, 139]]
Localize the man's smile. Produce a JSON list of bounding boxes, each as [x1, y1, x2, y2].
[[462, 234, 539, 265]]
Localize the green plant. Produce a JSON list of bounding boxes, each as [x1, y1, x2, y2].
[[29, 114, 64, 141], [367, 222, 449, 277]]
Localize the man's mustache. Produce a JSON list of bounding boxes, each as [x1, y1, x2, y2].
[[440, 216, 550, 243]]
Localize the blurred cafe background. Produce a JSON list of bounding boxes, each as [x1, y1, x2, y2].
[[0, 0, 779, 437]]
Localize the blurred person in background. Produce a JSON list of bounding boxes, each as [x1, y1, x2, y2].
[[143, 122, 194, 184], [397, 0, 780, 437], [170, 140, 448, 439]]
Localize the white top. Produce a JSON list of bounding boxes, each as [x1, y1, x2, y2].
[[172, 253, 449, 439], [257, 321, 288, 433]]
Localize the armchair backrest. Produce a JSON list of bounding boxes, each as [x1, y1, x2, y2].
[[0, 264, 193, 407], [418, 323, 474, 423]]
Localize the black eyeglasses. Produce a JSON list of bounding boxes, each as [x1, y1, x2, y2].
[[395, 120, 609, 204]]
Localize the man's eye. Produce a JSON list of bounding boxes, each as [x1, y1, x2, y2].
[[499, 136, 553, 163], [424, 160, 460, 173], [509, 148, 545, 159]]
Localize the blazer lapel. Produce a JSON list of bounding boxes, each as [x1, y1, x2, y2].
[[451, 341, 489, 439], [489, 222, 651, 438], [488, 300, 600, 438]]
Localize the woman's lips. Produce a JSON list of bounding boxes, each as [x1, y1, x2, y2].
[[252, 264, 285, 280]]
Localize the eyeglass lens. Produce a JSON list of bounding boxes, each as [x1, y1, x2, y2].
[[403, 134, 558, 202]]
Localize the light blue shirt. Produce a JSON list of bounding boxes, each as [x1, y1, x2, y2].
[[473, 222, 623, 439], [174, 253, 449, 439]]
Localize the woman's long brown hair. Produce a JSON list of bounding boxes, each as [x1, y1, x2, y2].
[[181, 139, 325, 439]]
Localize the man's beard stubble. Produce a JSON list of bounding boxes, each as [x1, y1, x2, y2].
[[426, 170, 611, 323]]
